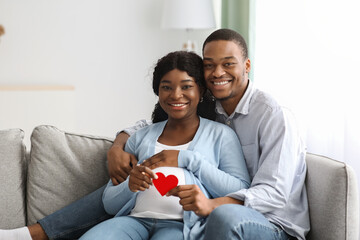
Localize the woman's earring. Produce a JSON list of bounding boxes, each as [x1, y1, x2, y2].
[[200, 97, 203, 103]]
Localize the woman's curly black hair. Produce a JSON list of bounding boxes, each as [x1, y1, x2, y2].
[[151, 51, 215, 123]]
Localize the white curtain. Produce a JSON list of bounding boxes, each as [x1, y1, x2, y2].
[[254, 0, 360, 179]]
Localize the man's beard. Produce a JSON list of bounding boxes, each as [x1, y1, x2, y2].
[[216, 92, 234, 102]]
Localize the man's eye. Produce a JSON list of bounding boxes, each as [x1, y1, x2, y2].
[[224, 62, 235, 67], [204, 64, 213, 69]]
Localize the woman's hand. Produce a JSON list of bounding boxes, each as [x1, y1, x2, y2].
[[141, 150, 179, 169], [128, 165, 158, 192], [167, 185, 215, 217]]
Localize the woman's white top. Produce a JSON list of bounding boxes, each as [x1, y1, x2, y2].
[[129, 141, 190, 219]]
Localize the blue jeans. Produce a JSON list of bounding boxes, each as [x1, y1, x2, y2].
[[204, 204, 294, 240], [38, 185, 293, 240], [79, 216, 183, 240], [38, 184, 112, 239]]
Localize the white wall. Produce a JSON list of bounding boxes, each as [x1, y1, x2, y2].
[[0, 0, 216, 141]]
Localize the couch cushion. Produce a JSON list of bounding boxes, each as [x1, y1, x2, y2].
[[306, 153, 359, 240], [0, 128, 27, 228], [27, 125, 113, 225]]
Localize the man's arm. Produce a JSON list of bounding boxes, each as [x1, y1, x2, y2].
[[107, 132, 138, 185], [227, 108, 306, 213], [107, 119, 153, 185]]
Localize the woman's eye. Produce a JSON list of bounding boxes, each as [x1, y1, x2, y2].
[[161, 86, 171, 90], [182, 85, 193, 90]]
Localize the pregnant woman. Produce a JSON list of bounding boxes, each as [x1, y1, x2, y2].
[[80, 51, 250, 240]]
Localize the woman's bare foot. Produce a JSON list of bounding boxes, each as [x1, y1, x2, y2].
[[28, 224, 49, 240]]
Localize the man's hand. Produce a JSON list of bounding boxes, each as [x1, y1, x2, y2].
[[107, 132, 137, 185], [167, 185, 215, 217], [141, 150, 179, 170], [128, 165, 158, 192], [107, 145, 138, 185]]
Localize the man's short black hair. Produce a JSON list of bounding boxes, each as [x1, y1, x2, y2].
[[202, 28, 248, 59]]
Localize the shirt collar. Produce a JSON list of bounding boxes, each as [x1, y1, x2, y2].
[[215, 80, 255, 117]]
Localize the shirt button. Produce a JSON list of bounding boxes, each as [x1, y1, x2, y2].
[[226, 121, 231, 126]]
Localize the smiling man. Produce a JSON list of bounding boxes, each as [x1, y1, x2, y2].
[[197, 29, 310, 240]]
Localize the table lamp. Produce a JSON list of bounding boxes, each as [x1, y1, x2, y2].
[[161, 0, 216, 52]]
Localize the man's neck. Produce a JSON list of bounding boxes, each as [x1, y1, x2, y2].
[[220, 95, 242, 116], [220, 80, 249, 116]]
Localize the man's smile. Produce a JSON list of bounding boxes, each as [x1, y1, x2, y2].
[[213, 80, 231, 86]]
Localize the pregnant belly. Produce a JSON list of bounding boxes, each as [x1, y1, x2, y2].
[[129, 167, 186, 219]]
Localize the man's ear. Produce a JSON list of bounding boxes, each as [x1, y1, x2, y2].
[[245, 58, 251, 73]]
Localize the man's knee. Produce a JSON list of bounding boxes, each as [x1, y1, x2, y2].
[[207, 204, 248, 227], [205, 204, 283, 240], [205, 204, 251, 239]]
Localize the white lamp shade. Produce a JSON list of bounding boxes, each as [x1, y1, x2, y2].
[[162, 0, 216, 30]]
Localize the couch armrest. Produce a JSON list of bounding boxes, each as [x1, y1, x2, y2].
[[0, 128, 27, 228], [306, 153, 359, 240]]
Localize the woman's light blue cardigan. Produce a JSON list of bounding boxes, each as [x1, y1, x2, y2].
[[102, 117, 250, 240]]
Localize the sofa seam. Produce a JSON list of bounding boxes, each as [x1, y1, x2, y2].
[[35, 125, 114, 143], [345, 164, 349, 240], [64, 132, 114, 143]]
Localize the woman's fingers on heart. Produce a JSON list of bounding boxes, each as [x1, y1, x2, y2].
[[142, 166, 158, 179]]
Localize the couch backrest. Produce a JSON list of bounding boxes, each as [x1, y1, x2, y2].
[[306, 153, 359, 240], [26, 125, 114, 225], [0, 128, 27, 229], [2, 126, 359, 239]]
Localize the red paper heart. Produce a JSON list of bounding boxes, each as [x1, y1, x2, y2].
[[153, 172, 178, 196]]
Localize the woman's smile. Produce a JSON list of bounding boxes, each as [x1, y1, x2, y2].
[[158, 69, 201, 121], [168, 102, 189, 109]]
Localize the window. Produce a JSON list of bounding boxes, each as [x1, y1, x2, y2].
[[254, 0, 360, 170]]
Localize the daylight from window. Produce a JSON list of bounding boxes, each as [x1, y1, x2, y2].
[[254, 0, 360, 172]]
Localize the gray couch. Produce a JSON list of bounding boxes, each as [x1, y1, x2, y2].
[[0, 125, 359, 239]]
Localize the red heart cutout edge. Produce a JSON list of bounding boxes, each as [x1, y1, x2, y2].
[[153, 172, 178, 196]]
